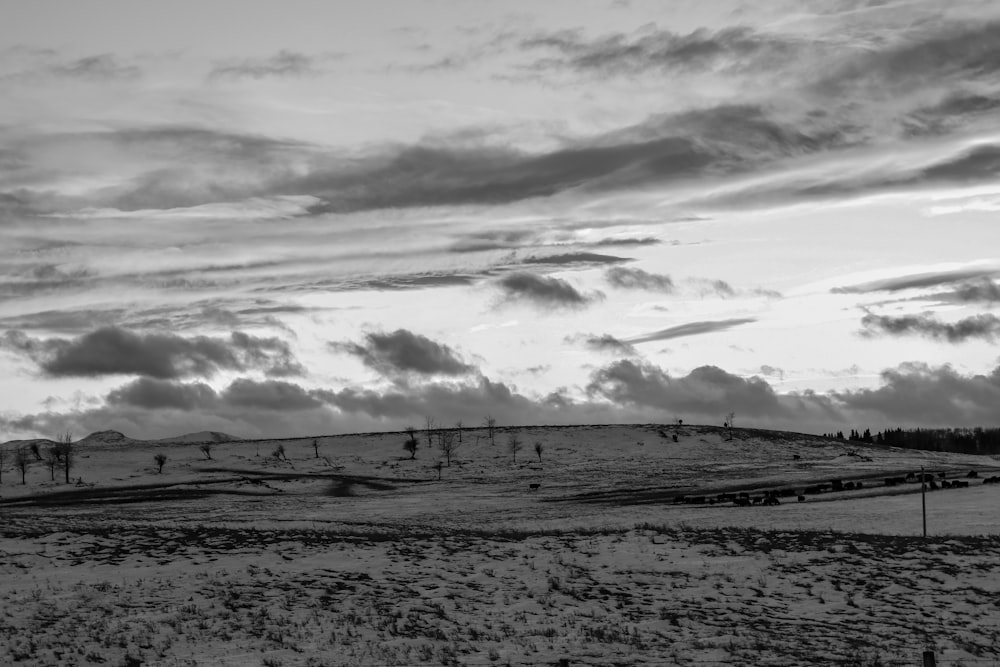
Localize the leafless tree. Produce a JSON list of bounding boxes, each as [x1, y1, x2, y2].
[[534, 441, 543, 463], [424, 416, 436, 447], [154, 453, 167, 473], [403, 426, 419, 459], [724, 412, 735, 441], [507, 433, 523, 463], [199, 443, 213, 460], [312, 439, 320, 458], [29, 443, 42, 461], [14, 447, 30, 485], [438, 429, 460, 466], [455, 420, 463, 444], [434, 460, 443, 481], [56, 432, 73, 484], [272, 444, 286, 461], [0, 447, 7, 484], [45, 446, 59, 481], [484, 415, 497, 446]]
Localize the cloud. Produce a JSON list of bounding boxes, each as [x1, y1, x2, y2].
[[605, 266, 674, 292], [567, 333, 638, 355], [520, 252, 631, 266], [833, 362, 1000, 425], [832, 268, 1000, 294], [1, 327, 304, 378], [520, 26, 803, 77], [586, 360, 784, 417], [950, 279, 1000, 303], [331, 329, 477, 377], [859, 312, 1000, 343], [4, 53, 142, 83], [208, 50, 320, 80], [221, 378, 326, 410], [495, 272, 601, 309], [106, 377, 219, 410], [626, 318, 756, 344]]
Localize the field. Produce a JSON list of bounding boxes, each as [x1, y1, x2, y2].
[[1, 424, 999, 666]]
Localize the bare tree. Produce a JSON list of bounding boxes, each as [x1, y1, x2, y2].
[[438, 429, 460, 466], [0, 447, 6, 484], [56, 432, 73, 484], [45, 446, 59, 481], [403, 426, 419, 460], [455, 420, 463, 444], [199, 443, 213, 460], [154, 453, 167, 473], [724, 412, 735, 441], [312, 439, 320, 458], [272, 444, 286, 461], [534, 441, 543, 463], [14, 447, 30, 485], [29, 443, 42, 461], [507, 433, 523, 463], [484, 415, 497, 446], [434, 460, 443, 481], [424, 416, 436, 447]]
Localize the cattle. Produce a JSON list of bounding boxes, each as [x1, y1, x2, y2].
[[816, 484, 830, 493], [797, 495, 806, 502], [905, 472, 916, 482], [831, 480, 844, 492], [983, 476, 999, 485], [763, 496, 780, 506], [855, 481, 863, 489], [673, 495, 688, 505], [739, 492, 751, 500], [717, 493, 736, 502], [686, 496, 706, 504], [733, 496, 750, 507], [751, 496, 764, 505], [941, 480, 952, 489], [954, 480, 970, 488], [804, 485, 821, 495], [938, 471, 947, 479], [528, 483, 541, 492], [776, 488, 796, 497], [843, 481, 856, 491], [793, 454, 801, 460], [967, 470, 979, 478]]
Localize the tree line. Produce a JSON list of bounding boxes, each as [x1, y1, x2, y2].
[[822, 427, 1000, 455]]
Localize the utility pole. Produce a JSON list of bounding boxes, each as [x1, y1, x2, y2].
[[921, 465, 927, 538]]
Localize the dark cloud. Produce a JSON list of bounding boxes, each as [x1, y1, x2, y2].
[[691, 278, 738, 298], [520, 26, 801, 76], [833, 268, 1000, 294], [950, 279, 1000, 303], [590, 236, 661, 247], [520, 252, 631, 266], [1, 327, 304, 378], [605, 266, 674, 292], [859, 312, 1000, 343], [208, 50, 320, 80], [5, 53, 142, 83], [567, 333, 638, 355], [626, 318, 756, 344], [331, 329, 476, 377], [495, 272, 601, 309], [221, 378, 326, 410], [833, 362, 1000, 425], [586, 360, 784, 417], [107, 377, 219, 410]]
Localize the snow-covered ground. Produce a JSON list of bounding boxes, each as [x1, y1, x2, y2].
[[1, 424, 998, 665]]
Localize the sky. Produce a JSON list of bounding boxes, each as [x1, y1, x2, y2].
[[3, 0, 1000, 440]]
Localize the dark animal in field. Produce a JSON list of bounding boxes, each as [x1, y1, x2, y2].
[[804, 485, 820, 495], [941, 480, 952, 489], [816, 484, 830, 493], [738, 492, 750, 500], [763, 496, 779, 506], [673, 495, 687, 504], [938, 471, 947, 478], [905, 472, 916, 481], [686, 496, 706, 504], [928, 481, 939, 490], [792, 454, 801, 460], [751, 496, 764, 505], [831, 480, 844, 492], [983, 476, 999, 485], [967, 470, 979, 478], [855, 481, 863, 489], [529, 483, 541, 492], [672, 434, 678, 442], [733, 496, 750, 507], [843, 481, 855, 491], [954, 480, 969, 488], [776, 488, 796, 497], [797, 495, 806, 502], [717, 493, 736, 502]]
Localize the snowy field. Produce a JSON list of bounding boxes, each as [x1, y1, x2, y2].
[[1, 424, 999, 666]]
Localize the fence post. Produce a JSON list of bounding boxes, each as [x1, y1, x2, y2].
[[922, 650, 936, 667]]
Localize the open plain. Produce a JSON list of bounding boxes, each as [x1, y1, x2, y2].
[[2, 424, 999, 666]]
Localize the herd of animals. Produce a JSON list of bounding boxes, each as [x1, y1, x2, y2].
[[668, 469, 1000, 507]]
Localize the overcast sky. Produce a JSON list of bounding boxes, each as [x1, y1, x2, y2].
[[3, 0, 1000, 440]]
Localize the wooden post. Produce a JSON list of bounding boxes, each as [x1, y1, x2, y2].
[[921, 465, 927, 538], [922, 650, 936, 666]]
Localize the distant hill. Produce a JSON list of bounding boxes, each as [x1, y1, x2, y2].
[[152, 431, 242, 445], [76, 430, 138, 447]]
